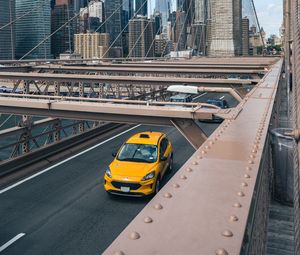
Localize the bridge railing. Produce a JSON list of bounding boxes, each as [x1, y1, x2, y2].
[[291, 0, 300, 253]]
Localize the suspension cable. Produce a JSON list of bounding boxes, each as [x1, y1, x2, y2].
[[174, 0, 193, 52], [250, 0, 265, 48], [145, 18, 164, 58], [127, 20, 151, 58], [102, 0, 148, 58]]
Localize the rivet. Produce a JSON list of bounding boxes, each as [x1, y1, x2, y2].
[[252, 149, 257, 154], [205, 145, 210, 150], [237, 191, 245, 197], [197, 155, 203, 159], [222, 230, 233, 237], [154, 203, 163, 210], [244, 174, 251, 178], [173, 183, 180, 188], [248, 160, 254, 164], [246, 166, 252, 171], [214, 137, 218, 141], [216, 248, 228, 255], [241, 182, 248, 187], [250, 154, 255, 159], [186, 167, 193, 172], [192, 161, 198, 165], [229, 215, 239, 222], [180, 175, 187, 180], [233, 202, 242, 208], [144, 216, 153, 223], [164, 192, 172, 198], [201, 150, 206, 154], [113, 250, 125, 255], [129, 231, 140, 240], [209, 140, 214, 145]]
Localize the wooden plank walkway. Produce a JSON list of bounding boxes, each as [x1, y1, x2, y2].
[[266, 200, 294, 255]]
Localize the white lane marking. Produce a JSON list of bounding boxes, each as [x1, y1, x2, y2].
[[193, 92, 207, 101], [0, 233, 26, 252], [219, 95, 225, 100], [0, 125, 141, 195]]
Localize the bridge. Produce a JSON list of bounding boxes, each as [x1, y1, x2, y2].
[[0, 1, 299, 255], [0, 55, 290, 255]]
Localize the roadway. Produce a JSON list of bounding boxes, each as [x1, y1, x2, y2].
[[0, 92, 237, 255]]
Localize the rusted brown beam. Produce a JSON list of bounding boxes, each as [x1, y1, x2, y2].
[[0, 96, 228, 125], [171, 119, 208, 149], [0, 72, 256, 86], [32, 66, 264, 75]]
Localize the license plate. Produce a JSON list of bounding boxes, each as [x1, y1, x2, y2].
[[121, 186, 130, 192]]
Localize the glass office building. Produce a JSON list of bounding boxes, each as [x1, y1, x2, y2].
[[16, 0, 52, 59], [0, 0, 15, 60]]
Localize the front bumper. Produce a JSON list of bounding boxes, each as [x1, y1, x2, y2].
[[104, 175, 156, 196]]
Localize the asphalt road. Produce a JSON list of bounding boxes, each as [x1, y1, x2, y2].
[[0, 92, 237, 255]]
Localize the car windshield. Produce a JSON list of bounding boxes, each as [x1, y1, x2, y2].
[[117, 143, 158, 163]]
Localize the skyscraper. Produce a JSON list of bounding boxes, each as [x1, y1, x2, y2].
[[155, 0, 169, 27], [135, 0, 147, 16], [105, 0, 123, 50], [192, 0, 208, 54], [173, 11, 187, 51], [177, 0, 194, 26], [242, 17, 249, 56], [128, 16, 154, 58], [208, 0, 242, 56], [51, 0, 76, 57], [0, 0, 15, 60], [16, 0, 52, 59]]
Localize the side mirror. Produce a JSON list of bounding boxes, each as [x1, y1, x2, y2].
[[112, 152, 117, 157], [161, 156, 168, 161]]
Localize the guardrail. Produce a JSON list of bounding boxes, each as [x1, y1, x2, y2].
[[0, 123, 123, 178]]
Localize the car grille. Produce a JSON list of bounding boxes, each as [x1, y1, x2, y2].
[[111, 181, 141, 190]]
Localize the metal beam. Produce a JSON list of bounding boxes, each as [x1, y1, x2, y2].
[[0, 96, 229, 126], [32, 66, 264, 76], [0, 118, 57, 139], [0, 72, 257, 86], [171, 119, 208, 149]]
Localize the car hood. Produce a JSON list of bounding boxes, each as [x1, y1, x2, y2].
[[109, 160, 158, 181]]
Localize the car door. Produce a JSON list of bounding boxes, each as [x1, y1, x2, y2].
[[159, 137, 170, 177]]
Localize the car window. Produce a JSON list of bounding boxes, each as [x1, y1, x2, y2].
[[159, 138, 169, 158], [117, 143, 158, 163]]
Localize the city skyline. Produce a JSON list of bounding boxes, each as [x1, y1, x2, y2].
[[254, 0, 283, 37]]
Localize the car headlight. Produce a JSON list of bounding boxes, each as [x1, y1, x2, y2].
[[105, 168, 112, 178], [141, 171, 155, 181]]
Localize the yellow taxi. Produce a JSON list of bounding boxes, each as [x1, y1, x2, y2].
[[104, 131, 173, 197]]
